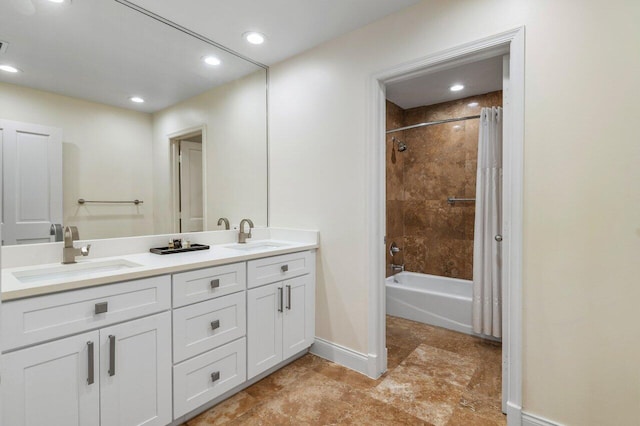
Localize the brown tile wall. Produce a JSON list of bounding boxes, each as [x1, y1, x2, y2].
[[386, 91, 502, 279]]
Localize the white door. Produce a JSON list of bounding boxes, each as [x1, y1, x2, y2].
[[283, 275, 315, 359], [100, 312, 172, 426], [2, 330, 100, 426], [247, 283, 283, 379], [179, 140, 203, 232], [0, 119, 62, 245]]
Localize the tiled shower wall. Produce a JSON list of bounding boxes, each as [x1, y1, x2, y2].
[[385, 91, 502, 279]]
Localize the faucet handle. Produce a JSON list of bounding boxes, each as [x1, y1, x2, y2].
[[81, 244, 91, 256]]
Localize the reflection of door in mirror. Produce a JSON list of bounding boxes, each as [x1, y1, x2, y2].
[[0, 119, 62, 245], [174, 132, 203, 233]]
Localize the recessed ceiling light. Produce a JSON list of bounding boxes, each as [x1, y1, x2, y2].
[[243, 32, 265, 45], [450, 84, 464, 92], [0, 65, 20, 73], [130, 96, 144, 103], [468, 102, 479, 107], [202, 56, 221, 66], [48, 0, 65, 2]]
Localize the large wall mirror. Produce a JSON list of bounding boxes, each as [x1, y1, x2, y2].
[[0, 0, 268, 245]]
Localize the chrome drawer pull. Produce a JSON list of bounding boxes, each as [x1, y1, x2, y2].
[[87, 341, 95, 385], [210, 320, 220, 330], [281, 264, 288, 272], [94, 302, 108, 314], [210, 279, 220, 289], [211, 371, 220, 382], [108, 335, 116, 376]]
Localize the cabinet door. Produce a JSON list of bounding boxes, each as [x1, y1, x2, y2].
[[100, 312, 172, 426], [283, 275, 315, 359], [247, 283, 283, 379], [2, 330, 100, 426]]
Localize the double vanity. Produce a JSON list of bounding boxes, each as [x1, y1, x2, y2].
[[0, 228, 318, 426]]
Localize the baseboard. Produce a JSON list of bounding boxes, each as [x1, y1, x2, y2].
[[310, 337, 370, 376], [522, 412, 562, 426]]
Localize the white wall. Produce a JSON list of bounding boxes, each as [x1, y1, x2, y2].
[[268, 0, 640, 424], [0, 82, 154, 240], [152, 70, 268, 233]]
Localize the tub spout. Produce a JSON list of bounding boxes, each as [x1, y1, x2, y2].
[[390, 263, 404, 273]]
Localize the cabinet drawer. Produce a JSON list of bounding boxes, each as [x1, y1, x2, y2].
[[247, 251, 314, 288], [173, 338, 246, 419], [173, 292, 246, 363], [173, 263, 246, 308], [2, 276, 171, 351]]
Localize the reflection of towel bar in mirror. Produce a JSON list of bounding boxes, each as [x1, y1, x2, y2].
[[78, 199, 144, 205], [447, 197, 475, 204]]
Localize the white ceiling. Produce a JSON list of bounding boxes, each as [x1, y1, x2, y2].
[[0, 0, 422, 112], [386, 56, 504, 109], [0, 0, 262, 113], [127, 0, 423, 66]]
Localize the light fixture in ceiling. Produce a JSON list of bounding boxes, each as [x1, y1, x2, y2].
[[48, 0, 67, 3], [468, 102, 479, 107], [129, 96, 145, 103], [202, 56, 221, 66], [450, 84, 464, 92], [0, 65, 20, 73], [243, 32, 265, 45]]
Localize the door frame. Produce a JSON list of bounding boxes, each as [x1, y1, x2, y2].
[[365, 27, 525, 425], [168, 125, 207, 233]]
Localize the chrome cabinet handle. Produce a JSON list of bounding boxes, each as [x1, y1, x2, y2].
[[87, 341, 94, 385], [278, 287, 283, 312], [210, 320, 220, 330], [281, 264, 288, 272], [495, 234, 503, 242], [211, 371, 220, 382], [286, 285, 291, 310], [95, 302, 108, 315], [108, 335, 116, 376], [210, 279, 220, 289]]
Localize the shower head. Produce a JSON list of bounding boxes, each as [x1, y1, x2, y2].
[[392, 137, 407, 152]]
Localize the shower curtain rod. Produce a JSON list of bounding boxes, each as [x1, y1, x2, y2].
[[386, 114, 481, 134]]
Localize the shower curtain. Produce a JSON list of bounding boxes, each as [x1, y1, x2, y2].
[[472, 106, 503, 338]]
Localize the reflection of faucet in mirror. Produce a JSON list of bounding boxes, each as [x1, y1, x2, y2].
[[62, 226, 91, 264], [217, 217, 230, 230], [238, 219, 254, 244]]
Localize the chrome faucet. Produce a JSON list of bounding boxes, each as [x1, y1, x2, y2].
[[217, 217, 230, 230], [62, 226, 91, 264], [390, 263, 404, 273], [238, 218, 254, 244]]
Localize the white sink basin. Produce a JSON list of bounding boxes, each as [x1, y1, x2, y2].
[[12, 259, 142, 283], [224, 241, 291, 252]]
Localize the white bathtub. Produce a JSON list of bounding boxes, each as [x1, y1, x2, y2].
[[386, 271, 476, 336]]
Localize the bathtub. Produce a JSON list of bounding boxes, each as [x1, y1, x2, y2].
[[386, 271, 476, 336]]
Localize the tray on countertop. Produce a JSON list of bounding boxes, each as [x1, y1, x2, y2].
[[150, 244, 210, 255]]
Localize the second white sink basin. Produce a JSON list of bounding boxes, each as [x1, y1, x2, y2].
[[225, 241, 291, 252], [12, 259, 142, 284]]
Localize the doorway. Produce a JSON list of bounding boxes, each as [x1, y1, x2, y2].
[[170, 128, 204, 233], [366, 28, 525, 425]]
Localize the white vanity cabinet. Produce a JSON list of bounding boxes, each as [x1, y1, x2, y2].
[[247, 252, 315, 379], [1, 246, 317, 426], [1, 276, 172, 426], [171, 263, 248, 419], [100, 312, 172, 426], [2, 330, 101, 426]]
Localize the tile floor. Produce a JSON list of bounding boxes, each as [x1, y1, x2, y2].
[[184, 316, 505, 425]]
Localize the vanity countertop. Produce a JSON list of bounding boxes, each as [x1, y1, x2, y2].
[[1, 239, 317, 301]]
